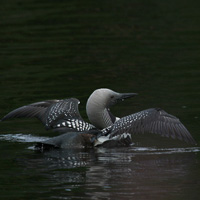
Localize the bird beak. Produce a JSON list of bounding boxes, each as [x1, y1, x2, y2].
[[119, 93, 138, 101]]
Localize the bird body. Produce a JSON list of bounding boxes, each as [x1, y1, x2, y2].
[[1, 88, 196, 149]]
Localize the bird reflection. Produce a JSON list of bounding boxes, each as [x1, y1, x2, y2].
[[15, 146, 200, 200]]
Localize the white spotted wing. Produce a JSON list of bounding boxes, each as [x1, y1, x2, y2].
[[109, 108, 196, 144]]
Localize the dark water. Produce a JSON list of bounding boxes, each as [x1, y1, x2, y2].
[[0, 0, 200, 199]]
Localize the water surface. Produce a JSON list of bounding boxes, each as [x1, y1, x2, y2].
[[0, 133, 199, 200], [0, 0, 200, 199]]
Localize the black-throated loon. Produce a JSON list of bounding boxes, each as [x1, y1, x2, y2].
[[1, 88, 196, 149]]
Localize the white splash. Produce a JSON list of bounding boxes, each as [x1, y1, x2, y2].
[[0, 133, 50, 143]]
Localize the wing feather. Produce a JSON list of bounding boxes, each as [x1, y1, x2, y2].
[[1, 100, 59, 123], [1, 98, 96, 133], [109, 108, 196, 144], [45, 98, 96, 132]]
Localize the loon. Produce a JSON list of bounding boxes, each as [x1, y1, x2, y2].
[[1, 88, 196, 149]]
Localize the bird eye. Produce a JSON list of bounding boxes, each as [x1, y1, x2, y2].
[[111, 95, 114, 99]]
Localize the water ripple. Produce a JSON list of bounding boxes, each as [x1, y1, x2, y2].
[[129, 146, 200, 154], [0, 133, 199, 155]]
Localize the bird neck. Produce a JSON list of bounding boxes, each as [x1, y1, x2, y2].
[[86, 100, 115, 129]]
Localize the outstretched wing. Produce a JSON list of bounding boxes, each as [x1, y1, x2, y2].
[[45, 98, 96, 132], [1, 100, 59, 123], [109, 108, 196, 144], [1, 98, 96, 133]]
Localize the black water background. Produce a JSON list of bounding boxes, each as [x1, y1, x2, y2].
[[0, 0, 200, 199]]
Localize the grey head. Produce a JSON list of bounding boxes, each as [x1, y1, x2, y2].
[[86, 88, 137, 129]]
